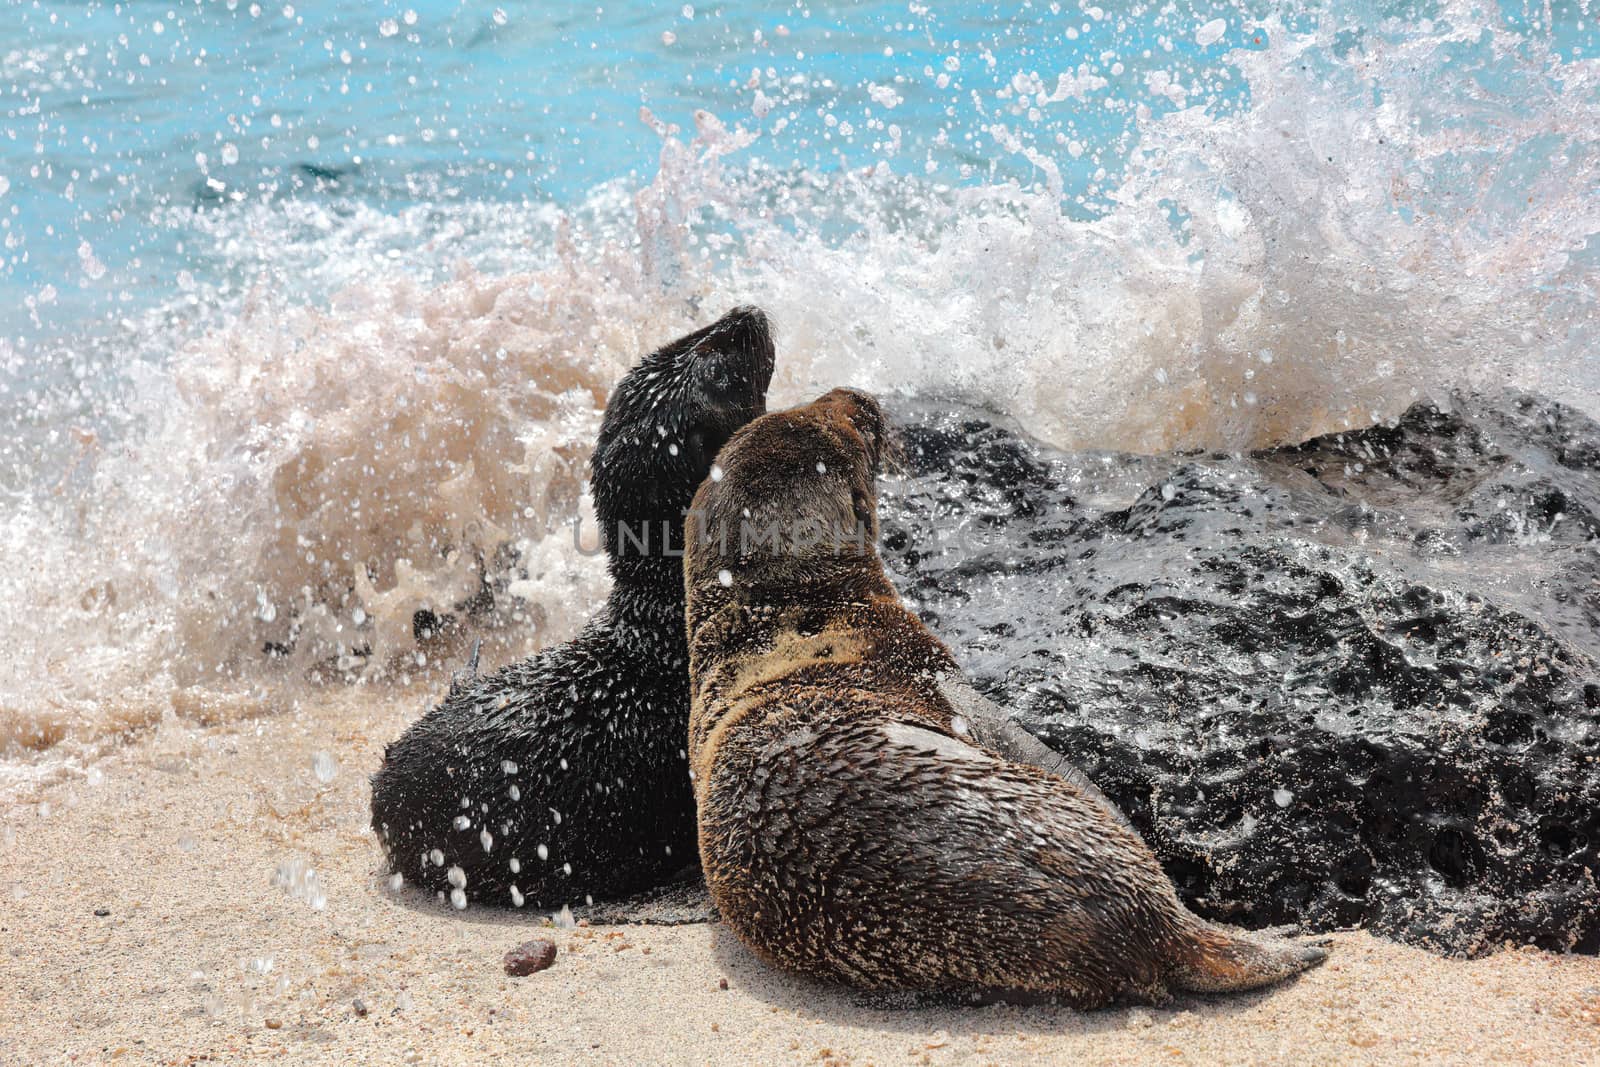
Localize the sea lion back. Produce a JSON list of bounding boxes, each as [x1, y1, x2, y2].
[[685, 388, 1328, 1006]]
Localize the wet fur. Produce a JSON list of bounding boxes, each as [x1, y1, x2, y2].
[[685, 388, 1328, 1005], [369, 307, 774, 907]]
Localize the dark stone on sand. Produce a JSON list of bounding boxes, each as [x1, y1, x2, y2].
[[883, 391, 1600, 958], [503, 938, 558, 976], [93, 907, 110, 917]]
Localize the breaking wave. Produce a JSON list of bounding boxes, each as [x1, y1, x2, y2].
[[2, 5, 1596, 764]]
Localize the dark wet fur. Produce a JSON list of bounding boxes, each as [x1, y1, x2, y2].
[[370, 306, 775, 907]]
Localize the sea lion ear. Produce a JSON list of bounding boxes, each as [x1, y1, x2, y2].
[[851, 488, 876, 536]]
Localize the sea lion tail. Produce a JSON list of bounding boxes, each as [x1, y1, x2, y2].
[[1168, 922, 1329, 994]]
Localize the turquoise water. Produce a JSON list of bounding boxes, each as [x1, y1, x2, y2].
[[12, 0, 1591, 337], [1, 0, 1598, 755], [5, 0, 1281, 332]]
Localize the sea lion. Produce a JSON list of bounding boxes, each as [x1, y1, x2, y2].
[[370, 305, 775, 908], [684, 388, 1328, 1005]]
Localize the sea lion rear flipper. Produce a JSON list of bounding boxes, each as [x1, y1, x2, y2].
[[1168, 923, 1330, 994], [448, 639, 483, 696], [934, 673, 1138, 834]]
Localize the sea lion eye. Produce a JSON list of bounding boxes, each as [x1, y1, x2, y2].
[[698, 366, 739, 405]]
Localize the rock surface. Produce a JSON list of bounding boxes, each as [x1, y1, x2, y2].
[[882, 391, 1600, 957]]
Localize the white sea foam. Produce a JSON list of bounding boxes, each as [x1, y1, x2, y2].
[[1, 9, 1596, 765]]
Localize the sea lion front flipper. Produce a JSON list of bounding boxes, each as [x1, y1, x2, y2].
[[933, 672, 1138, 835], [571, 872, 716, 926]]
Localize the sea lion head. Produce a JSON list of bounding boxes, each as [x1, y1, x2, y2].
[[686, 387, 886, 591], [589, 306, 776, 564]]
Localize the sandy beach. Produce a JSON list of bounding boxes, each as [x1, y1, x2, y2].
[[0, 690, 1594, 1067]]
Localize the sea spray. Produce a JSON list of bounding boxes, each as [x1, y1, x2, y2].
[[0, 7, 1595, 766]]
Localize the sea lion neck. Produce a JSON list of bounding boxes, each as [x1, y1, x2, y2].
[[605, 556, 691, 660], [685, 565, 893, 646]]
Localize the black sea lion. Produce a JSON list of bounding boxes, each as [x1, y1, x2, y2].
[[370, 306, 775, 907], [684, 388, 1328, 1005]]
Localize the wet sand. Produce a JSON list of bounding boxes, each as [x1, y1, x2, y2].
[[3, 690, 1596, 1066]]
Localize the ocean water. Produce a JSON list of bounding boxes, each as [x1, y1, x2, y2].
[[1, 0, 1597, 769]]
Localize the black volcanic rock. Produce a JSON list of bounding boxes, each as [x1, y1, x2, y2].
[[881, 392, 1600, 957]]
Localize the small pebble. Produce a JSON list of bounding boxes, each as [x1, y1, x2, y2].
[[503, 937, 558, 976], [93, 907, 110, 917], [352, 998, 368, 1017], [719, 977, 729, 990], [264, 1018, 283, 1030]]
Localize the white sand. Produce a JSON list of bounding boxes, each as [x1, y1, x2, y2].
[[3, 690, 1596, 1066]]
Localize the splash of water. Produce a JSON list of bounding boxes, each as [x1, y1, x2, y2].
[[1, 7, 1596, 763]]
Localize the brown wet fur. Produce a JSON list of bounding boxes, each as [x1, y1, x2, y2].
[[685, 387, 1328, 1007]]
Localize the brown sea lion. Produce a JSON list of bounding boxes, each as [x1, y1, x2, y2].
[[683, 388, 1329, 1006]]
